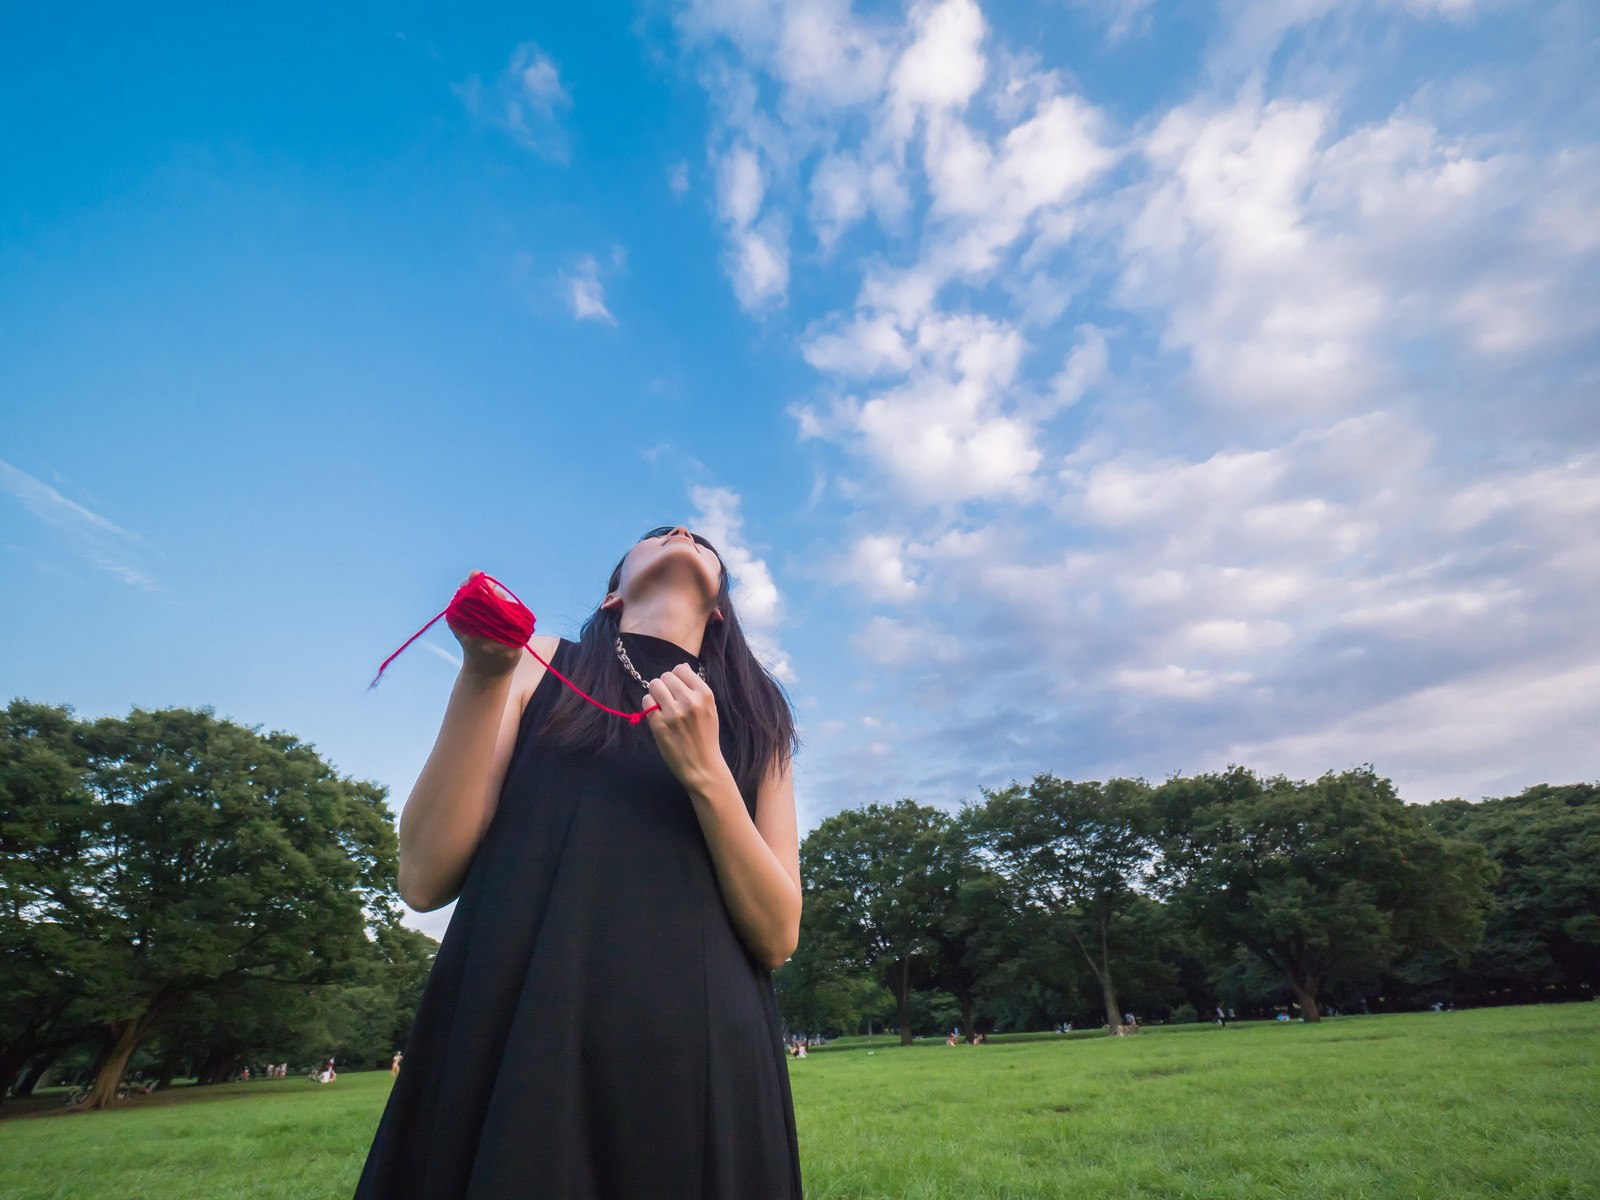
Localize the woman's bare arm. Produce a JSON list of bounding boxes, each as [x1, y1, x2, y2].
[[687, 754, 803, 971], [641, 665, 802, 970], [396, 634, 556, 911]]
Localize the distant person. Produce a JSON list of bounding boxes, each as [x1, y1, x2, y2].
[[948, 1032, 958, 1046], [355, 534, 804, 1200], [391, 1051, 403, 1078], [1215, 1007, 1228, 1027]]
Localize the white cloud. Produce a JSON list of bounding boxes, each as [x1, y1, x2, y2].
[[889, 0, 988, 127], [839, 533, 920, 603], [1069, 0, 1156, 43], [689, 485, 795, 681], [1229, 651, 1600, 805], [802, 313, 914, 378], [772, 0, 895, 105], [710, 144, 791, 309], [803, 312, 1043, 502], [668, 159, 691, 197], [717, 145, 766, 225], [850, 614, 962, 667], [1046, 326, 1108, 410], [808, 152, 911, 249], [565, 254, 617, 324], [459, 41, 573, 162]]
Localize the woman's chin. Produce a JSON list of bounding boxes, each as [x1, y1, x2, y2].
[[631, 552, 720, 602]]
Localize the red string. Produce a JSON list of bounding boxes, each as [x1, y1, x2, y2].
[[369, 571, 658, 724]]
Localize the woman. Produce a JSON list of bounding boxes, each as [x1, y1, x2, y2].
[[355, 526, 804, 1199]]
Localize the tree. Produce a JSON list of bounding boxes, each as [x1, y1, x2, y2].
[[1421, 784, 1599, 1002], [64, 706, 399, 1106], [799, 800, 954, 1045], [927, 809, 1024, 1038], [0, 701, 107, 1102], [773, 919, 879, 1038], [974, 776, 1155, 1034], [1155, 766, 1493, 1021]]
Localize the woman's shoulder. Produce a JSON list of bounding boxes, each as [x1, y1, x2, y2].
[[512, 635, 565, 715]]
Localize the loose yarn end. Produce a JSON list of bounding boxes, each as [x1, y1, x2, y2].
[[369, 572, 657, 723]]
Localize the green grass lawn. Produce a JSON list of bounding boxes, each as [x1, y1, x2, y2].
[[2, 1004, 1595, 1199]]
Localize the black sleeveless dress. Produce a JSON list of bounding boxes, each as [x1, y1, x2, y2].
[[354, 633, 803, 1199]]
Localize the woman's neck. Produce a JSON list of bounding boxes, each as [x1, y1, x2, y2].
[[618, 594, 708, 657]]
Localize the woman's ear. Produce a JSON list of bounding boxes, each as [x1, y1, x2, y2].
[[601, 591, 623, 612], [711, 606, 725, 623]]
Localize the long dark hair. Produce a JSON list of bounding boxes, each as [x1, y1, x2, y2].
[[538, 530, 798, 799]]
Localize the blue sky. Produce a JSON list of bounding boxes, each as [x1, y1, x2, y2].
[[3, 1, 1596, 937]]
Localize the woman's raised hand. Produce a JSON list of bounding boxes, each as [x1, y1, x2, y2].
[[446, 570, 525, 678], [643, 663, 727, 793]]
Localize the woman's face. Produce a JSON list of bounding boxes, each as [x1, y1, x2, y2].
[[615, 525, 724, 609]]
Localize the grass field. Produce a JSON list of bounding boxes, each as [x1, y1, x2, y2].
[[2, 1004, 1595, 1199]]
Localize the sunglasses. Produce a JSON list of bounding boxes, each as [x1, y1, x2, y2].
[[639, 526, 719, 555]]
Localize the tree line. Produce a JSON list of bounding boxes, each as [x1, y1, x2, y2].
[[7, 697, 1592, 1108], [1, 700, 435, 1109], [775, 768, 1598, 1044]]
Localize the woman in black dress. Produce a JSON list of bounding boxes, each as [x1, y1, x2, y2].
[[356, 525, 803, 1199]]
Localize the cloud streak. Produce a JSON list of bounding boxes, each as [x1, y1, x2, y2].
[[0, 459, 158, 591]]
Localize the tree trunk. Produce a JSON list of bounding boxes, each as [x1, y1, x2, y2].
[[1067, 919, 1125, 1036], [886, 957, 916, 1046], [0, 1045, 30, 1104], [80, 1019, 146, 1110], [959, 993, 975, 1041], [13, 1048, 60, 1098], [0, 1036, 42, 1107], [195, 1049, 230, 1085], [0, 1000, 70, 1103], [1098, 971, 1123, 1035], [82, 1026, 116, 1084], [1288, 979, 1322, 1023]]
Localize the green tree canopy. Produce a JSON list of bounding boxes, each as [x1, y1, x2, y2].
[[798, 799, 956, 1045], [2, 702, 401, 1106], [0, 701, 105, 1100], [1421, 783, 1599, 1001], [1154, 765, 1494, 1021], [974, 775, 1156, 1033]]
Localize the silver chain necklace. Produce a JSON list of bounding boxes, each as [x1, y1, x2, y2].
[[615, 636, 706, 695]]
